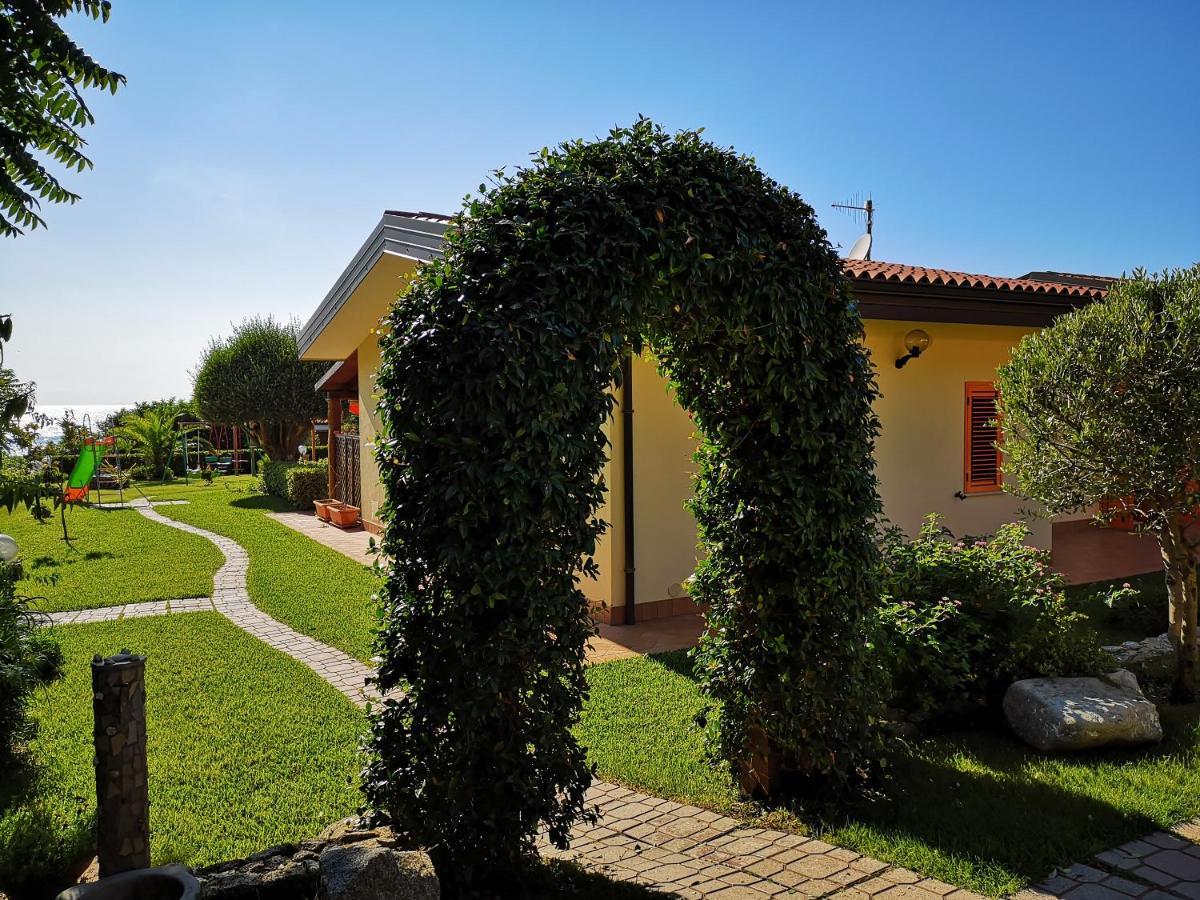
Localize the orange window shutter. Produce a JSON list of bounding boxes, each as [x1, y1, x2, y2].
[[964, 382, 1003, 493]]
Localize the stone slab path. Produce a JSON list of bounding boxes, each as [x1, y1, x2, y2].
[[1020, 821, 1200, 900], [42, 501, 1200, 899], [46, 503, 377, 705]]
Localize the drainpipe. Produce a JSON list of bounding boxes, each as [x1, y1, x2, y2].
[[622, 354, 636, 625]]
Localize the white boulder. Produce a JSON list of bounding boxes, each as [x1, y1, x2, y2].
[[1003, 669, 1163, 753]]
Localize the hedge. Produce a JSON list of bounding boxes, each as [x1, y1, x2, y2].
[[368, 119, 882, 893], [262, 460, 327, 510]]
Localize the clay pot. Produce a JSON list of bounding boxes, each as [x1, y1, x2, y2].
[[313, 499, 338, 521], [329, 504, 361, 528]]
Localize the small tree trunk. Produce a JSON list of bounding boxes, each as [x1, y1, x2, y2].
[[245, 420, 307, 462], [1160, 522, 1198, 702]]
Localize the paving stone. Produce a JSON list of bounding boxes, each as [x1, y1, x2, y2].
[[1144, 848, 1200, 880]]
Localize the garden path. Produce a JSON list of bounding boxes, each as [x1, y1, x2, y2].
[[43, 501, 1200, 899]]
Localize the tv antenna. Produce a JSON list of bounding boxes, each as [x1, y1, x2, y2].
[[832, 194, 874, 260]]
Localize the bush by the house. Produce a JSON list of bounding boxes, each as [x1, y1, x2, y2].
[[877, 515, 1106, 719], [262, 460, 327, 509]]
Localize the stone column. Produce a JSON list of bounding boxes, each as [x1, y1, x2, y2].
[[91, 650, 150, 876]]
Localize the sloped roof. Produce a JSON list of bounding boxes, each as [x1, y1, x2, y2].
[[843, 260, 1111, 300]]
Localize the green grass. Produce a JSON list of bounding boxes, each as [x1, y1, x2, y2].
[[2, 502, 224, 612], [1, 613, 363, 894], [579, 650, 1200, 897], [133, 477, 379, 662]]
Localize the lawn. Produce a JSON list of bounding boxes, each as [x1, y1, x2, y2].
[[3, 501, 224, 612], [127, 477, 379, 662], [578, 650, 1200, 897], [1, 612, 364, 895]]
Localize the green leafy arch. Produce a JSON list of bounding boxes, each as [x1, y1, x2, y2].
[[367, 120, 882, 891]]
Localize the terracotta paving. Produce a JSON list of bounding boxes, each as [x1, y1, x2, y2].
[[42, 503, 1200, 898], [588, 613, 706, 663], [268, 510, 377, 566]]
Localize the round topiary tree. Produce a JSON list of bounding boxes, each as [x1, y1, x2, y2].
[[998, 265, 1200, 701], [366, 120, 882, 893], [193, 316, 325, 462]]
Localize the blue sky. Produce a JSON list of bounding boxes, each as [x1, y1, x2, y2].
[[3, 1, 1198, 404]]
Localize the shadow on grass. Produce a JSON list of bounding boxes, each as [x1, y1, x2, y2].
[[640, 648, 1197, 889], [0, 753, 95, 898], [229, 495, 291, 513]]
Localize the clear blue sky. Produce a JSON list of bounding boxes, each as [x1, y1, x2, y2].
[[3, 0, 1197, 404]]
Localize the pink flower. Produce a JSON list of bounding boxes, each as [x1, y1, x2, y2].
[[973, 540, 987, 548], [1122, 582, 1132, 589]]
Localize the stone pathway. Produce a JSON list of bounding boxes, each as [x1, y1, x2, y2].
[[43, 502, 1200, 899], [53, 503, 378, 705], [542, 781, 976, 900], [1022, 821, 1200, 900]]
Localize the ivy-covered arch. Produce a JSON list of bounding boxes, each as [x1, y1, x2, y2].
[[367, 120, 882, 891]]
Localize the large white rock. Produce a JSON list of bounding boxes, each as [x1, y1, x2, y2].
[[1003, 669, 1163, 752], [318, 844, 439, 900]]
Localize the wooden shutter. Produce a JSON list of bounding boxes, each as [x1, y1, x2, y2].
[[964, 382, 1003, 493]]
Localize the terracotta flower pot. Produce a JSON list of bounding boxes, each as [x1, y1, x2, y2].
[[329, 504, 360, 528], [313, 499, 338, 521]]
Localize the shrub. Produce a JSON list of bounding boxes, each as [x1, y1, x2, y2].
[[126, 463, 153, 482], [877, 515, 1106, 719], [262, 460, 327, 509], [0, 561, 64, 758], [285, 463, 326, 510]]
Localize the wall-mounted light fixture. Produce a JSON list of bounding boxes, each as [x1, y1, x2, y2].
[[895, 329, 931, 369]]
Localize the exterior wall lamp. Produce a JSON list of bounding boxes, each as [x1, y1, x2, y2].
[[895, 329, 931, 369]]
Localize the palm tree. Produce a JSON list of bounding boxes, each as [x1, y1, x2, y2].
[[113, 407, 176, 478]]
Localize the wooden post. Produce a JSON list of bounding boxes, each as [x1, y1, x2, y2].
[[327, 395, 342, 500], [91, 650, 150, 876]]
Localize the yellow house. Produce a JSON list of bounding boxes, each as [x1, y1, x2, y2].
[[299, 212, 1161, 624]]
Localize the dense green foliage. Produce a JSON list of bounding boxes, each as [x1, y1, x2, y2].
[[192, 317, 325, 462], [580, 650, 1200, 897], [0, 0, 125, 236], [0, 559, 62, 759], [877, 516, 1106, 718], [368, 120, 881, 891], [262, 459, 327, 509], [3, 502, 221, 612], [997, 266, 1200, 700], [0, 614, 363, 895], [112, 406, 176, 477]]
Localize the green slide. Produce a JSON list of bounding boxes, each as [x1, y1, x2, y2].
[[64, 441, 103, 502]]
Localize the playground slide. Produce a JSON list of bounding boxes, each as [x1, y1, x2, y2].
[[64, 437, 111, 502]]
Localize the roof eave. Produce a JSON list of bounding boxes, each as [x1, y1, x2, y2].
[[851, 280, 1092, 327], [298, 213, 449, 357]]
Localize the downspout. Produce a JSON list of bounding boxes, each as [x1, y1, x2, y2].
[[622, 354, 636, 625]]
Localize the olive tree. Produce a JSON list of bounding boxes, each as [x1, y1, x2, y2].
[[193, 316, 325, 462], [997, 265, 1200, 701]]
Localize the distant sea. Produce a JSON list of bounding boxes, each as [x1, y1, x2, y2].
[[27, 403, 133, 447]]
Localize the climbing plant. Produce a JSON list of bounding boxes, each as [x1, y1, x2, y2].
[[366, 120, 882, 893]]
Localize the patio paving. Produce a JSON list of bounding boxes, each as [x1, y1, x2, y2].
[[268, 509, 376, 565], [588, 613, 705, 663]]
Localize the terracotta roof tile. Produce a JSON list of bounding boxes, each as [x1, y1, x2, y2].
[[843, 259, 1110, 300]]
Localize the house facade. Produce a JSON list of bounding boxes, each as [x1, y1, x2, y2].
[[298, 212, 1162, 624]]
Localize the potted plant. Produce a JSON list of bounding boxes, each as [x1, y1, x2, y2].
[[313, 498, 339, 521], [329, 503, 360, 528]]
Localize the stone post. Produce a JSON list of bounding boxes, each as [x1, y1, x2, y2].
[[91, 650, 150, 876]]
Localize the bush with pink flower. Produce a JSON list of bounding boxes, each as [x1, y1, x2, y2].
[[877, 514, 1107, 720]]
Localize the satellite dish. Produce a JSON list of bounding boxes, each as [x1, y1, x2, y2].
[[847, 233, 872, 261]]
